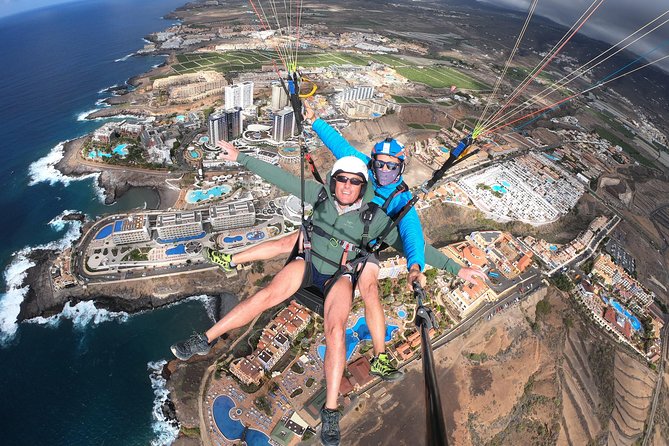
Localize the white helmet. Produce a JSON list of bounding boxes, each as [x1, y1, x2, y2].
[[330, 156, 369, 181]]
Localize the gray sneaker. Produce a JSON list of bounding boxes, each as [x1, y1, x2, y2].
[[319, 406, 341, 446], [170, 332, 211, 360]]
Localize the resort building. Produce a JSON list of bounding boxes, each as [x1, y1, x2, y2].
[[592, 253, 654, 313], [110, 215, 151, 245], [230, 357, 264, 386], [92, 122, 117, 145], [209, 198, 255, 231], [152, 71, 226, 104], [335, 85, 374, 105], [272, 106, 296, 142], [155, 211, 204, 241], [225, 81, 254, 109], [271, 81, 289, 111], [378, 255, 409, 279], [444, 276, 497, 319], [208, 107, 243, 145]]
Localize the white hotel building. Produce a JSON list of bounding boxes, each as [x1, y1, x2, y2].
[[155, 211, 204, 241]]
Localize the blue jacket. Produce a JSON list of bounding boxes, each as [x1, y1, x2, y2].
[[312, 118, 426, 271]]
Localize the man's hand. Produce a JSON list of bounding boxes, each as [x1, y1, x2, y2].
[[303, 100, 316, 122], [457, 267, 487, 285], [407, 264, 426, 290], [216, 140, 240, 161]]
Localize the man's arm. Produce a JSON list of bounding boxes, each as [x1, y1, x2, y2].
[[388, 193, 426, 272], [236, 152, 322, 204], [312, 118, 371, 164]]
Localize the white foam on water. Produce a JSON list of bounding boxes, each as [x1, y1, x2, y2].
[[77, 108, 103, 121], [27, 139, 100, 187], [148, 360, 180, 446], [98, 83, 120, 94], [0, 216, 84, 345], [28, 300, 129, 329], [114, 53, 135, 62]]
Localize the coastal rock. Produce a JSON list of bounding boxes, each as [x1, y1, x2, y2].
[[18, 249, 69, 320], [61, 212, 86, 223]]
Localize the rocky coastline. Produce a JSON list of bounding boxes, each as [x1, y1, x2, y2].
[[55, 136, 180, 206]]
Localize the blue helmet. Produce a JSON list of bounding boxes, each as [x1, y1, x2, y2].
[[371, 137, 406, 160]]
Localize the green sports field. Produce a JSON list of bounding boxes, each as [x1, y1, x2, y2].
[[170, 50, 488, 91]]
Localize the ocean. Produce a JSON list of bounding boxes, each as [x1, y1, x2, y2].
[[0, 1, 215, 444]]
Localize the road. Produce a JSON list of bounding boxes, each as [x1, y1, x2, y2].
[[642, 322, 669, 446]]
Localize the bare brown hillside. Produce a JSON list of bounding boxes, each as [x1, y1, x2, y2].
[[340, 287, 657, 446]]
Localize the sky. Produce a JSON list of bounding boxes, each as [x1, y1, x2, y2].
[[478, 0, 669, 72]]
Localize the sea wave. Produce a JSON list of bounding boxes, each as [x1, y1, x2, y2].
[[148, 360, 180, 446], [28, 300, 129, 328], [27, 140, 100, 188], [98, 83, 120, 94], [0, 216, 84, 345], [77, 108, 102, 121], [115, 53, 135, 62], [95, 98, 111, 107]]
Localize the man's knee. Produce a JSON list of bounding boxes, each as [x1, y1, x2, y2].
[[324, 321, 345, 341], [358, 269, 380, 300]]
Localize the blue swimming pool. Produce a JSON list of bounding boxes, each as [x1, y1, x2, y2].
[[212, 396, 271, 446], [397, 310, 407, 319], [186, 185, 231, 203], [491, 185, 508, 194], [165, 244, 186, 256], [247, 231, 265, 241], [549, 245, 558, 252], [113, 143, 129, 156], [501, 180, 511, 188], [189, 150, 200, 159], [88, 150, 111, 159], [440, 146, 450, 153], [114, 221, 124, 231], [609, 298, 642, 331], [176, 115, 185, 122], [199, 136, 209, 144], [157, 232, 206, 244], [317, 317, 399, 362], [95, 224, 113, 239]]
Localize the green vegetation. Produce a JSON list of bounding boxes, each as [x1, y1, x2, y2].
[[305, 377, 315, 388], [290, 362, 304, 374], [171, 50, 488, 90], [180, 426, 200, 438], [595, 126, 655, 168], [535, 299, 552, 320], [290, 388, 303, 398], [254, 396, 272, 417], [407, 123, 442, 130], [465, 352, 488, 363], [581, 258, 595, 275], [391, 95, 430, 104], [126, 249, 148, 262], [551, 274, 573, 292]]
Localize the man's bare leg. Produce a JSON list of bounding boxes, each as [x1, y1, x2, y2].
[[322, 276, 354, 410], [204, 259, 305, 342], [356, 263, 386, 355], [357, 262, 404, 381], [231, 232, 298, 265]]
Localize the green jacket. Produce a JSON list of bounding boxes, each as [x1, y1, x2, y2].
[[237, 153, 462, 277]]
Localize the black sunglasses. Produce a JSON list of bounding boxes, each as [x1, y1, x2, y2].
[[373, 159, 401, 170], [334, 175, 365, 186]]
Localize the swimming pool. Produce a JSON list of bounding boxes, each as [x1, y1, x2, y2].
[[95, 224, 113, 239], [165, 244, 186, 256], [88, 150, 111, 159], [176, 115, 185, 122], [440, 146, 450, 153], [491, 185, 508, 194], [189, 150, 200, 159], [247, 231, 265, 241], [198, 136, 209, 144], [609, 298, 642, 331], [397, 309, 407, 319], [549, 245, 558, 252], [113, 143, 129, 156], [223, 235, 244, 244], [317, 317, 399, 362], [500, 180, 511, 188], [212, 396, 271, 446], [185, 185, 231, 204]]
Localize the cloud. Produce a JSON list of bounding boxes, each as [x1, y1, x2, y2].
[[477, 0, 669, 72]]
